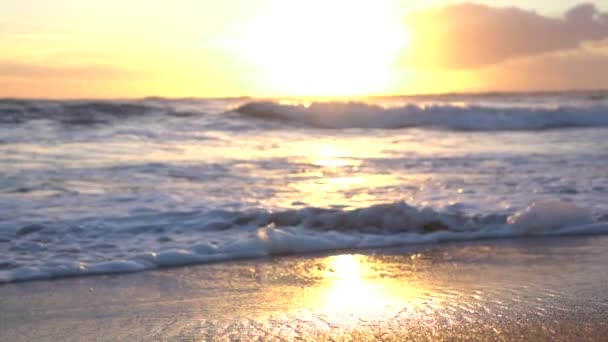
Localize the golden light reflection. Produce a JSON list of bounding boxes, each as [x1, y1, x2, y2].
[[311, 144, 350, 165], [310, 144, 358, 168], [288, 174, 398, 208], [284, 142, 398, 208], [305, 254, 424, 324], [312, 158, 355, 168], [104, 139, 429, 209]]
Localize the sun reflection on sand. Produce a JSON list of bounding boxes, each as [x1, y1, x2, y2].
[[302, 254, 428, 326]]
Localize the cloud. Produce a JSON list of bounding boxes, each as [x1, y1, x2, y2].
[[477, 44, 608, 91], [404, 2, 608, 69]]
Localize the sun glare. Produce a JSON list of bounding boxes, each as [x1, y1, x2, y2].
[[237, 0, 409, 96], [304, 254, 425, 325]]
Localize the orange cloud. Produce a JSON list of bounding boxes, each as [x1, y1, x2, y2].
[[404, 3, 608, 69], [477, 43, 608, 91]]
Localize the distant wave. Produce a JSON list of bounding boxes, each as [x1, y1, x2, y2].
[[0, 99, 200, 125], [1, 200, 607, 283], [236, 101, 608, 131], [3, 98, 608, 131]]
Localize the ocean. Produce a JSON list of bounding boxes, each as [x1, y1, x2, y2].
[[1, 92, 608, 283]]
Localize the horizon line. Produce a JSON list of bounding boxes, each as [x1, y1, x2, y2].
[[2, 89, 608, 102]]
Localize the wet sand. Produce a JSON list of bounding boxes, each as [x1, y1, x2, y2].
[[2, 235, 608, 341]]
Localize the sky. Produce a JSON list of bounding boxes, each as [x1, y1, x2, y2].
[[1, 0, 608, 98]]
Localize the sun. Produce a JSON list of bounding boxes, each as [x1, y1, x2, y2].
[[237, 0, 409, 96]]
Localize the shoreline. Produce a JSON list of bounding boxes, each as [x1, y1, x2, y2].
[[2, 236, 608, 341]]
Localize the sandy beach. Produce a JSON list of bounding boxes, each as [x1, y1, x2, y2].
[[2, 235, 608, 341]]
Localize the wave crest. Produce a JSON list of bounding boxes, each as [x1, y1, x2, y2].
[[236, 101, 608, 130], [1, 200, 606, 283]]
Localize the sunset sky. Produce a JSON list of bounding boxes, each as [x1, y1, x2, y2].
[[1, 1, 608, 98]]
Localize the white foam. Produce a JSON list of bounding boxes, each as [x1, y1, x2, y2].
[[2, 200, 607, 283], [236, 101, 608, 130], [507, 200, 593, 234]]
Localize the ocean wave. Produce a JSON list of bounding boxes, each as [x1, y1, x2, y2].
[[236, 101, 608, 130], [0, 99, 201, 125], [1, 200, 606, 283], [4, 98, 608, 131]]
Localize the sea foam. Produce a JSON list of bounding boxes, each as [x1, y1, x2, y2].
[[1, 200, 606, 283]]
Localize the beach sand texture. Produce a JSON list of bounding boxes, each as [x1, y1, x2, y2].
[[2, 235, 607, 341]]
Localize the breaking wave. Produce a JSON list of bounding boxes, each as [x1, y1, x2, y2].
[[2, 200, 607, 283], [3, 98, 608, 131], [236, 101, 608, 131]]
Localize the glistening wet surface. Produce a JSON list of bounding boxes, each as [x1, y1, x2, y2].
[[1, 235, 607, 341], [2, 96, 608, 282]]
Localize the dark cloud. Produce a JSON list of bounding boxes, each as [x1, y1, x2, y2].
[[404, 2, 608, 69]]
